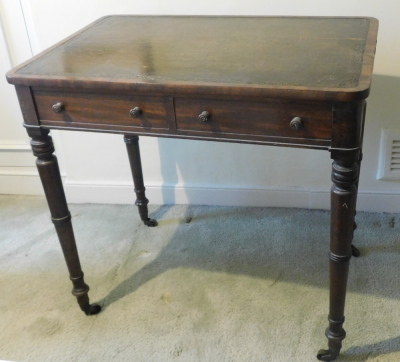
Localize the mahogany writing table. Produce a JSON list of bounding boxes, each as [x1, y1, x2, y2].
[[6, 16, 378, 361]]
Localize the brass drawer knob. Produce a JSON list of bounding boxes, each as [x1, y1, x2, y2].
[[52, 102, 64, 114], [129, 107, 142, 118], [198, 111, 210, 122], [290, 117, 303, 130]]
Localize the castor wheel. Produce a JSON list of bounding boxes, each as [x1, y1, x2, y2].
[[351, 244, 360, 257], [84, 303, 102, 316], [144, 218, 158, 227], [317, 349, 338, 361]]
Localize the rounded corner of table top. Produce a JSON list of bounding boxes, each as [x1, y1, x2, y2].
[[5, 68, 22, 86], [4, 15, 379, 103], [5, 70, 14, 85], [367, 17, 379, 27], [343, 84, 371, 101]]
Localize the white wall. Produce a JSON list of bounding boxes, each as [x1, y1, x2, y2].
[[2, 1, 400, 212], [0, 0, 42, 194]]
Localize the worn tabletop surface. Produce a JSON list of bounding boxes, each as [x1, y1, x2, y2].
[[7, 16, 378, 100]]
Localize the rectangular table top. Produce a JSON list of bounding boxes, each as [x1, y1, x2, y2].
[[7, 16, 378, 101]]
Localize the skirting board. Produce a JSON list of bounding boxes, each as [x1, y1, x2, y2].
[[1, 175, 399, 213], [61, 181, 400, 213], [0, 174, 43, 195]]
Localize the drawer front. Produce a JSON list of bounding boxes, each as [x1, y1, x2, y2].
[[33, 91, 169, 130], [174, 98, 332, 140]]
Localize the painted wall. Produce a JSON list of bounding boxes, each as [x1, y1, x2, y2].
[[0, 1, 41, 193], [2, 1, 400, 211]]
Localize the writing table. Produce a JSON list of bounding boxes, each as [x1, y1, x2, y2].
[[6, 16, 378, 361]]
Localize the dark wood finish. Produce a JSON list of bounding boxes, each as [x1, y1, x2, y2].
[[34, 90, 169, 130], [351, 101, 367, 258], [27, 127, 101, 315], [317, 149, 359, 361], [28, 87, 335, 149], [15, 86, 40, 127], [174, 97, 332, 141], [6, 16, 378, 361], [331, 101, 365, 150], [124, 135, 157, 227], [7, 16, 378, 102]]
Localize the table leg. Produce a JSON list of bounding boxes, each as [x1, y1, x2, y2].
[[351, 150, 363, 258], [29, 129, 101, 315], [351, 101, 366, 258], [317, 151, 358, 361], [124, 135, 157, 227]]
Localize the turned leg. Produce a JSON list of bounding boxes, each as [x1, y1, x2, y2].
[[351, 102, 366, 258], [351, 150, 363, 258], [124, 135, 157, 227], [29, 129, 100, 315], [317, 151, 359, 361]]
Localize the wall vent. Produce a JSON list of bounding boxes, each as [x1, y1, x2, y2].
[[377, 129, 400, 180]]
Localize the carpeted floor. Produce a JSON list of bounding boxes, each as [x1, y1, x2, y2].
[[0, 195, 400, 361]]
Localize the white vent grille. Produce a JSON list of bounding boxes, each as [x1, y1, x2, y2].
[[377, 129, 400, 180]]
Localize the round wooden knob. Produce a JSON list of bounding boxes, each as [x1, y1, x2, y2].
[[290, 117, 303, 130], [198, 111, 210, 122], [129, 107, 142, 118], [52, 102, 64, 114]]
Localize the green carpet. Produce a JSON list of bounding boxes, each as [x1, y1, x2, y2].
[[0, 195, 399, 361]]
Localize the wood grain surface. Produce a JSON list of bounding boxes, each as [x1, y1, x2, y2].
[[7, 16, 378, 101]]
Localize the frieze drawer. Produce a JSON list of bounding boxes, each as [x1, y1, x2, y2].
[[33, 90, 169, 130], [174, 98, 332, 141]]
